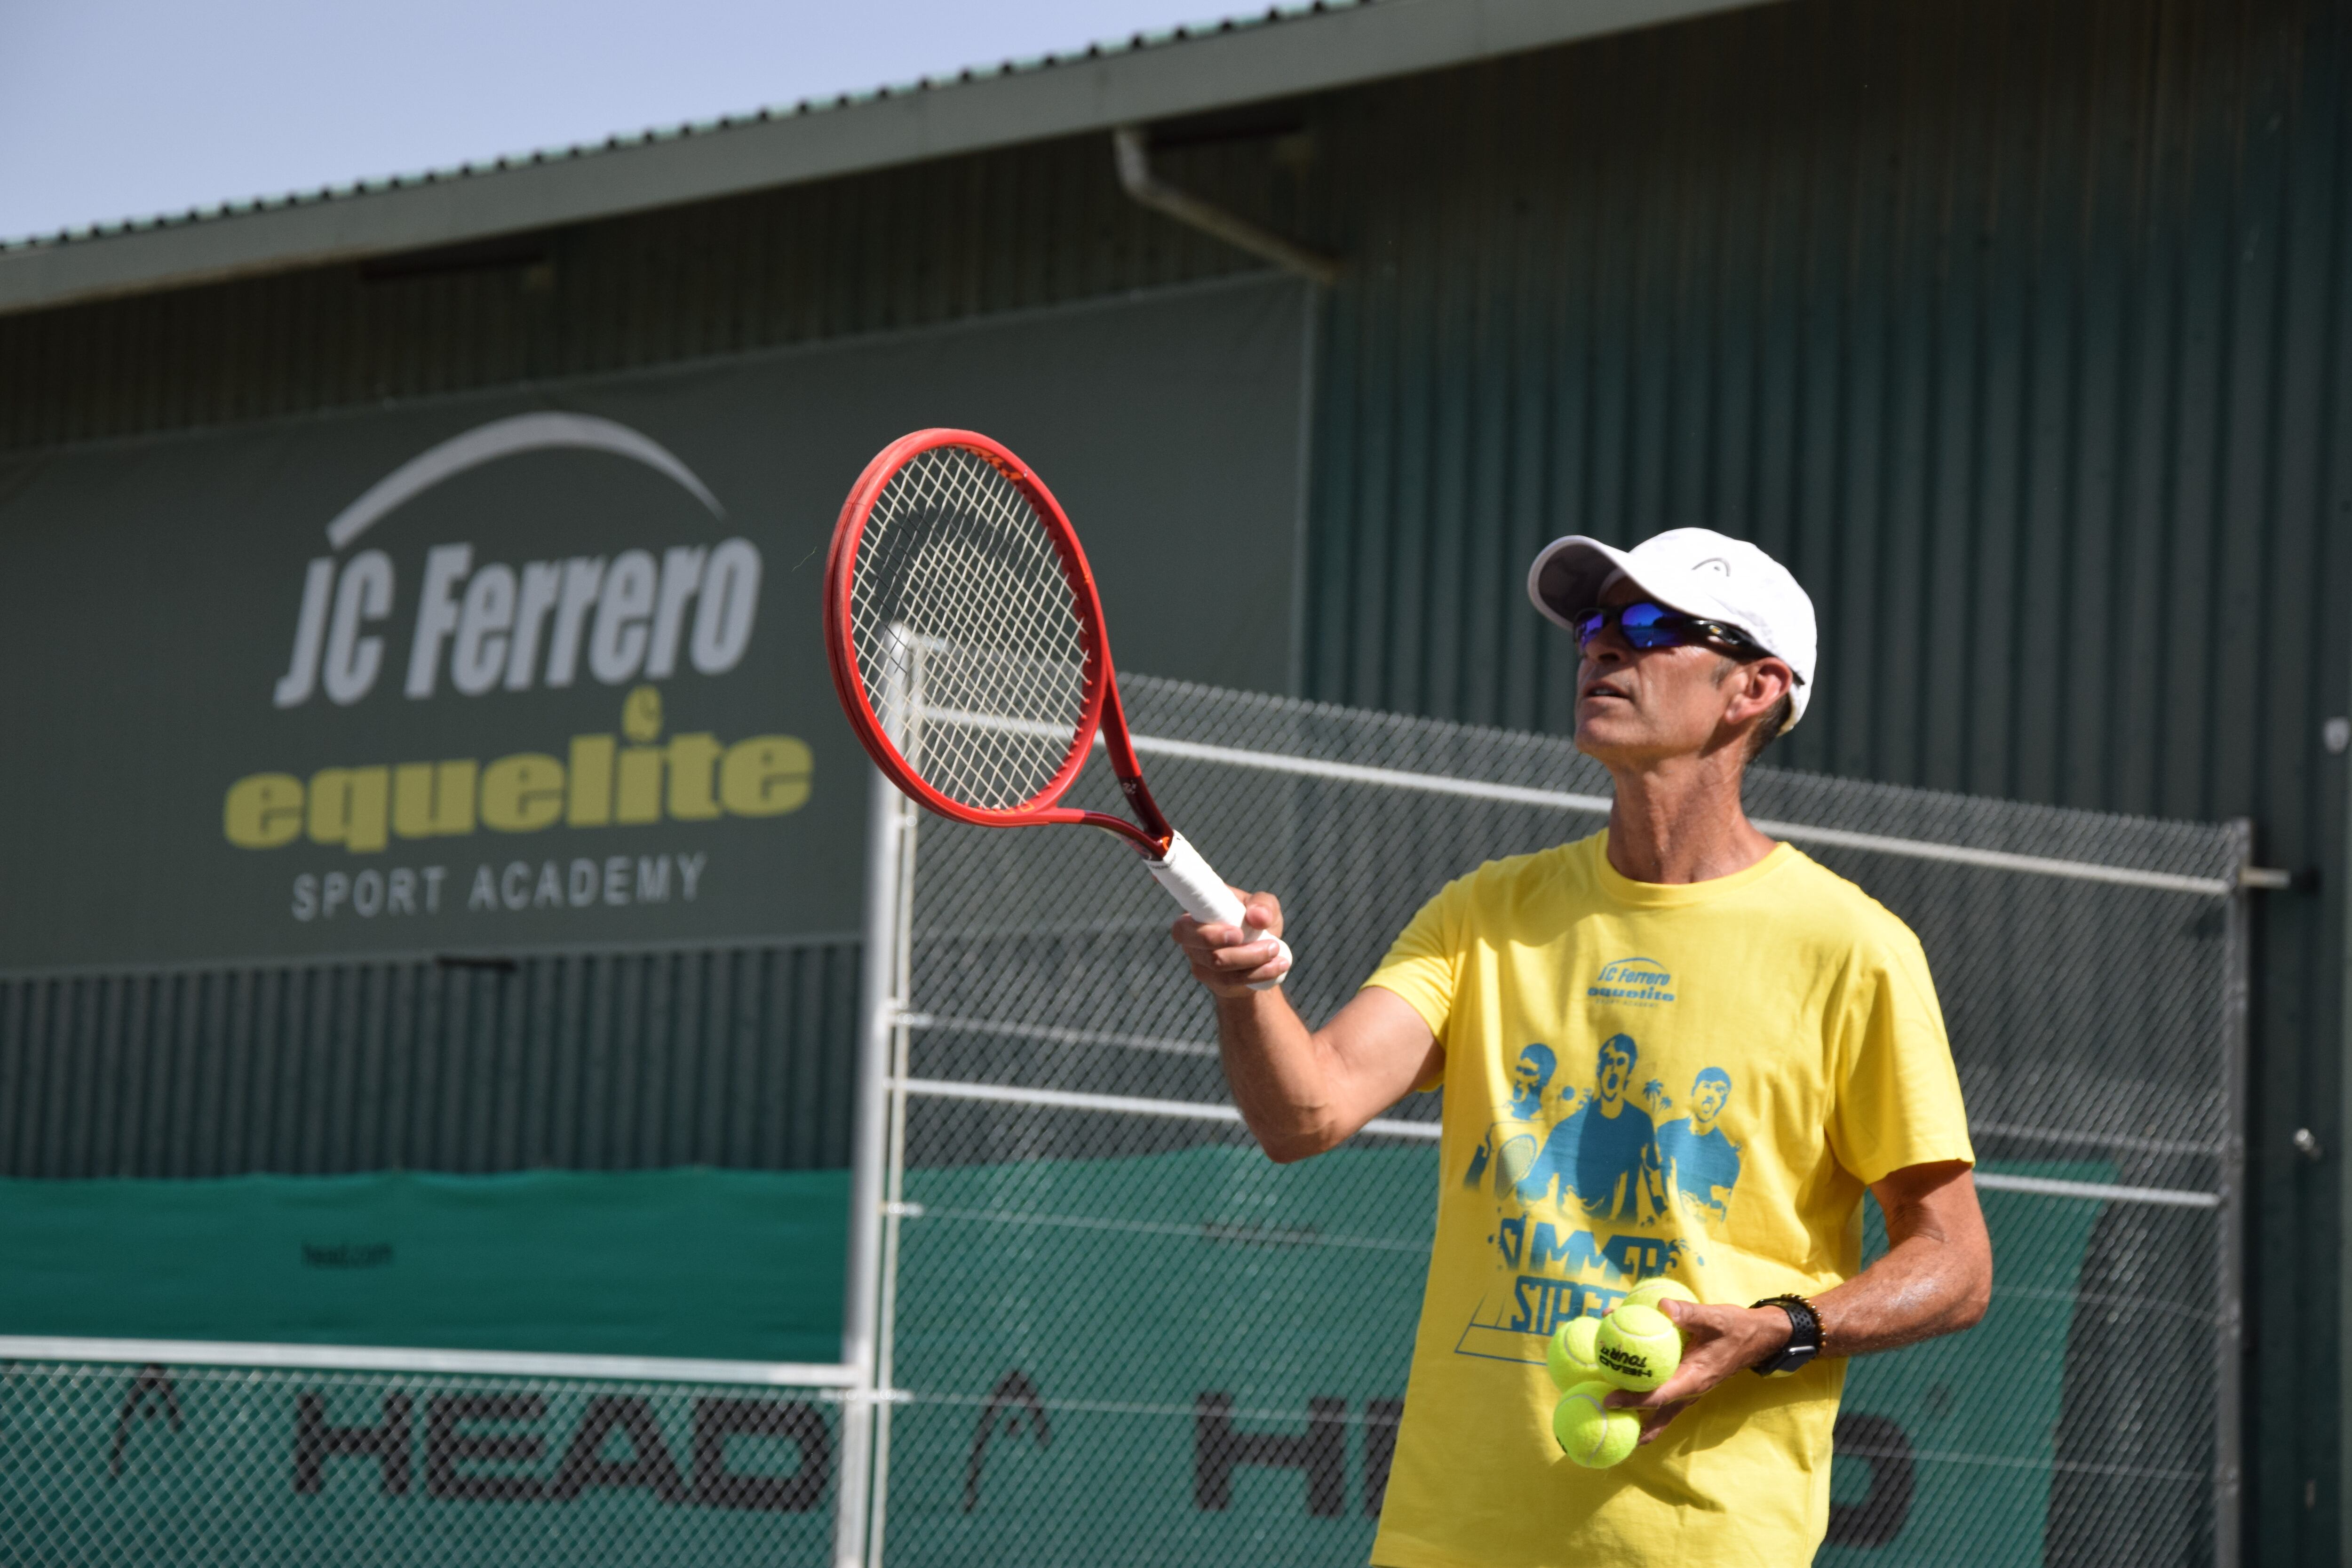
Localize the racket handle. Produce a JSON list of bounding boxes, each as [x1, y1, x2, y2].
[[1147, 833, 1292, 992]]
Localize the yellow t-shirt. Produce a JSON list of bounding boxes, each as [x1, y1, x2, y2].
[[1365, 832, 1973, 1568]]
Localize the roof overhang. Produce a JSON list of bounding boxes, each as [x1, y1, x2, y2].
[[0, 0, 1775, 318]]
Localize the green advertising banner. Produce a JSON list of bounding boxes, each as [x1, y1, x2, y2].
[[0, 277, 1310, 970], [2, 1154, 2109, 1565]]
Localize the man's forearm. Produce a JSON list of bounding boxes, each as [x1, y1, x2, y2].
[[1812, 1233, 1988, 1356], [1813, 1166, 1993, 1357], [1215, 991, 1348, 1163], [1176, 904, 1439, 1164]]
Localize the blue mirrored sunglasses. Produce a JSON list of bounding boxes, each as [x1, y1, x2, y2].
[[1570, 600, 1759, 655]]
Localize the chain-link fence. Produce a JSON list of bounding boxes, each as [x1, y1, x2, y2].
[[0, 1361, 849, 1564], [0, 675, 2245, 1568], [865, 674, 2246, 1568]]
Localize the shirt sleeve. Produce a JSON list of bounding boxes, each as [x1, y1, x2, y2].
[[1361, 875, 1469, 1091], [1824, 925, 1977, 1186]]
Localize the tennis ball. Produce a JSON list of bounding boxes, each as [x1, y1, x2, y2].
[[1546, 1314, 1603, 1390], [1618, 1278, 1698, 1315], [1594, 1302, 1683, 1393], [1552, 1381, 1641, 1468]]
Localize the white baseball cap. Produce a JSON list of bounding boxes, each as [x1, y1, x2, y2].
[[1526, 527, 1817, 732]]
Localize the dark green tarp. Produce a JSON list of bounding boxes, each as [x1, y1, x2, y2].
[[0, 1167, 848, 1363]]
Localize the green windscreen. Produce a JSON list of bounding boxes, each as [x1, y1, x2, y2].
[[0, 1169, 848, 1364], [0, 1153, 2114, 1567]]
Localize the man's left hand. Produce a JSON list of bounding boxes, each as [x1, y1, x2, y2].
[[1602, 1300, 1788, 1442]]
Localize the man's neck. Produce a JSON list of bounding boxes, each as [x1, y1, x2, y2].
[[1602, 751, 1778, 884]]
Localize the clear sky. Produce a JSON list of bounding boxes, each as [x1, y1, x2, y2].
[[0, 0, 1238, 243]]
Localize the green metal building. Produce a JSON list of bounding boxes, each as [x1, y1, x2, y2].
[[2, 0, 2346, 1561]]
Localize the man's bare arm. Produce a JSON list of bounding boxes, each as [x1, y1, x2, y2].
[[1814, 1160, 1995, 1353], [1170, 892, 1441, 1164], [1613, 1161, 1992, 1438]]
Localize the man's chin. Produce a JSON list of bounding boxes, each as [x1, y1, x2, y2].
[[1573, 720, 1650, 763]]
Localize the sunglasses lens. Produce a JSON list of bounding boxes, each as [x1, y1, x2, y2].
[[1619, 602, 1679, 648], [1569, 601, 1729, 653]]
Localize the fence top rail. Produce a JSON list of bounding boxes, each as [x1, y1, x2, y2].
[[0, 1336, 866, 1385], [1125, 732, 2244, 897], [910, 695, 2254, 894]]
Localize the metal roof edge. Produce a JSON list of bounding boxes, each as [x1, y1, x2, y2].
[[0, 0, 1771, 319]]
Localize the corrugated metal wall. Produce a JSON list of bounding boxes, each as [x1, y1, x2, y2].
[[1303, 0, 2351, 808], [1, 0, 2345, 1559], [0, 942, 860, 1176], [0, 137, 1279, 452]]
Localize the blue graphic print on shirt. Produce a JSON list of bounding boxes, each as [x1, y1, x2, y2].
[[1656, 1066, 1741, 1222], [1454, 1038, 1746, 1364], [1512, 1034, 1659, 1222]]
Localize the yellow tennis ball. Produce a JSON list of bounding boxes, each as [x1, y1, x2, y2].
[[1546, 1314, 1603, 1390], [1594, 1302, 1683, 1393], [1552, 1381, 1641, 1468], [1618, 1278, 1698, 1315]]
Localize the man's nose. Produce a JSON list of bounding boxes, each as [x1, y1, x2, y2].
[[1583, 626, 1634, 665]]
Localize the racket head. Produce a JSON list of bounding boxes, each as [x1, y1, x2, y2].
[[825, 429, 1113, 828]]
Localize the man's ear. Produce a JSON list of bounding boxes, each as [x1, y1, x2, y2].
[[1728, 659, 1794, 724]]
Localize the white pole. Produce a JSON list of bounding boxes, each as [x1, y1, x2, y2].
[[833, 754, 907, 1568], [864, 732, 921, 1568]]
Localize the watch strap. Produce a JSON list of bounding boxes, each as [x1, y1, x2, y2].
[[1749, 1294, 1824, 1377]]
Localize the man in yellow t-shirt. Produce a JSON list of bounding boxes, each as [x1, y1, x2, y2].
[[1171, 527, 1992, 1568]]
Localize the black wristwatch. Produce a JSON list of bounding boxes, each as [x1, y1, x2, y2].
[[1750, 1294, 1825, 1377]]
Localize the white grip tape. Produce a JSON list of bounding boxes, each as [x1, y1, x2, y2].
[[1147, 833, 1292, 992]]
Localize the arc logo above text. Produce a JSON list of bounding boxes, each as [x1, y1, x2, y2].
[[270, 414, 761, 708]]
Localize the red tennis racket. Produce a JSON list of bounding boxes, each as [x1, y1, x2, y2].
[[824, 428, 1290, 989]]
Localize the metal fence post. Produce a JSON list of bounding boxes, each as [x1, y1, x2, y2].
[[2217, 819, 2252, 1568], [864, 790, 920, 1568], [834, 763, 910, 1568]]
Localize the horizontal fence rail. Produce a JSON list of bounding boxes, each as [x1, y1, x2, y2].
[[932, 713, 2265, 898], [886, 1074, 2222, 1212]]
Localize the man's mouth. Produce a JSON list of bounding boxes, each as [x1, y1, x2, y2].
[[1581, 679, 1629, 703]]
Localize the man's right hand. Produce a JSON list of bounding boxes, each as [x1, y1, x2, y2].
[[1169, 890, 1293, 997]]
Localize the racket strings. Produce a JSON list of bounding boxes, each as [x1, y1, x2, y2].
[[850, 446, 1093, 812]]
